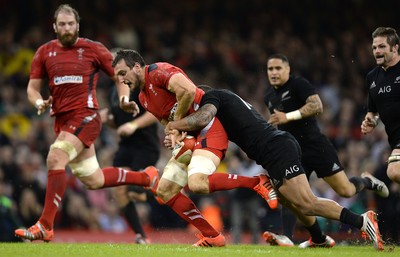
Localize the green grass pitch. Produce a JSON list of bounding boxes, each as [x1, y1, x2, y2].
[[1, 243, 395, 257]]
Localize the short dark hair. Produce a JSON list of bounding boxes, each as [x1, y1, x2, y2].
[[54, 4, 80, 23], [267, 53, 290, 66], [112, 49, 146, 68], [372, 27, 400, 54]]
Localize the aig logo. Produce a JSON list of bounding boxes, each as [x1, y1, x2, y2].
[[378, 86, 391, 94], [285, 165, 300, 176]]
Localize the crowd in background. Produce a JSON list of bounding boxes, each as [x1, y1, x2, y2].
[[0, 0, 399, 244]]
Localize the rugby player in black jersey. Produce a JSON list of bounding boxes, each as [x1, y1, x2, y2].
[[165, 87, 384, 251], [361, 27, 400, 186], [262, 54, 388, 247]]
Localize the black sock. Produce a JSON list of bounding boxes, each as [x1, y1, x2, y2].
[[122, 201, 146, 237], [339, 208, 363, 229], [281, 207, 297, 240], [349, 177, 368, 193], [305, 220, 325, 243]]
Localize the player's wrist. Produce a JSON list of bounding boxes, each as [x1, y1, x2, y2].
[[35, 99, 44, 108], [371, 116, 380, 127], [286, 110, 302, 121], [127, 121, 138, 130]]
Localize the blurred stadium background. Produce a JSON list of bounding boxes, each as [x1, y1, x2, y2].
[[0, 0, 399, 245]]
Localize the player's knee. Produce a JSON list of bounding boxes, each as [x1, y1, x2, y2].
[[46, 151, 62, 168], [298, 204, 315, 216], [334, 186, 354, 198], [294, 197, 317, 216], [46, 146, 70, 169], [387, 167, 400, 183], [82, 176, 103, 190], [48, 141, 78, 168], [188, 174, 209, 194], [156, 179, 182, 202]]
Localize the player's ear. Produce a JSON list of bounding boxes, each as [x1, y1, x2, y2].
[[77, 23, 79, 32], [134, 63, 140, 73], [53, 23, 57, 33]]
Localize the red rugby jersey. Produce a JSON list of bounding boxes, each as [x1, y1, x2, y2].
[[30, 38, 114, 115], [139, 62, 204, 121]]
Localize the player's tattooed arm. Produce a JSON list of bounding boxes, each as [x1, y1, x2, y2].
[[169, 104, 217, 132], [300, 94, 323, 118]]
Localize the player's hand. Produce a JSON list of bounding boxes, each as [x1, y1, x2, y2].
[[361, 116, 377, 135], [268, 109, 288, 126], [164, 121, 175, 136], [119, 96, 140, 117], [35, 96, 52, 115], [117, 121, 138, 137], [164, 135, 173, 149], [165, 125, 186, 148]]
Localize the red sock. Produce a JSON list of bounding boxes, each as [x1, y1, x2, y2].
[[208, 173, 259, 193], [39, 169, 66, 229], [166, 192, 219, 237], [102, 167, 149, 187]]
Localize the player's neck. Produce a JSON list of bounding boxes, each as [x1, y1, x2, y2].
[[382, 55, 400, 70]]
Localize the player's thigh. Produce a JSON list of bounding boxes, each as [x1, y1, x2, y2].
[[301, 136, 343, 178], [279, 174, 317, 209], [193, 117, 228, 161]]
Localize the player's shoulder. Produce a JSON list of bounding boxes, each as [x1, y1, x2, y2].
[[152, 62, 181, 71], [37, 39, 57, 50], [77, 38, 109, 50], [366, 66, 381, 79], [289, 75, 311, 86], [78, 37, 103, 45], [265, 85, 275, 95]]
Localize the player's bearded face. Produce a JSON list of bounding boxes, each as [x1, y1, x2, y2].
[[57, 29, 78, 47], [54, 12, 79, 47], [372, 36, 395, 67], [125, 73, 141, 90]]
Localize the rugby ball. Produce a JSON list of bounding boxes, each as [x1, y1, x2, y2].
[[172, 135, 196, 165]]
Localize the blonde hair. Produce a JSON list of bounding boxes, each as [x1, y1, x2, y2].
[[54, 4, 80, 23]]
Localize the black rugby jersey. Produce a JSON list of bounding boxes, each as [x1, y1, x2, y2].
[[366, 61, 400, 148], [200, 89, 285, 161], [264, 75, 321, 141]]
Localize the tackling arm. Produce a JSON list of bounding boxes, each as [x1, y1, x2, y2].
[[166, 103, 217, 133]]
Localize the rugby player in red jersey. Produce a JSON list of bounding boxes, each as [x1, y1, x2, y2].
[[112, 49, 277, 246], [15, 4, 159, 242]]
